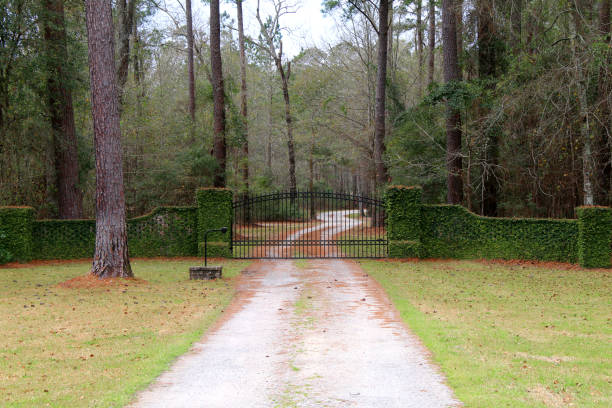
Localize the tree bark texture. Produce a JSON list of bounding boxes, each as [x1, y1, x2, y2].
[[116, 0, 136, 105], [442, 0, 463, 204], [237, 0, 249, 192], [210, 0, 227, 187], [373, 0, 391, 186], [571, 1, 594, 206], [186, 0, 196, 123], [417, 0, 424, 97], [478, 0, 499, 216], [42, 0, 83, 219], [428, 0, 436, 85], [85, 0, 132, 277], [278, 62, 297, 194], [596, 0, 611, 205]]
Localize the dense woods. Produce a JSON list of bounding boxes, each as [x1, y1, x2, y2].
[[1, 0, 612, 220]]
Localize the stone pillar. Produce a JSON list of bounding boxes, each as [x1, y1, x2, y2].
[[0, 207, 35, 263], [196, 188, 233, 258], [577, 206, 612, 268], [385, 186, 422, 258]]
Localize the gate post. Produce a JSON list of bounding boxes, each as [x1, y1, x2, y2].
[[196, 188, 233, 258], [385, 186, 422, 258]]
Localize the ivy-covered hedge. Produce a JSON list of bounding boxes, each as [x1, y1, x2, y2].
[[128, 207, 198, 257], [420, 205, 579, 263], [31, 207, 198, 260], [1, 189, 231, 263], [196, 188, 233, 257], [577, 206, 612, 268], [385, 186, 422, 258], [32, 219, 95, 260], [0, 207, 34, 263], [383, 185, 610, 267]]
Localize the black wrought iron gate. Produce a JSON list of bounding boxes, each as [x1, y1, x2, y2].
[[232, 191, 387, 259]]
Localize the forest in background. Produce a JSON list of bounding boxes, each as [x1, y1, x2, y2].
[[1, 0, 611, 220]]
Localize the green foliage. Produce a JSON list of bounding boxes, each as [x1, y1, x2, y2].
[[32, 219, 95, 260], [387, 105, 446, 203], [246, 201, 308, 222], [0, 228, 14, 264], [0, 207, 34, 263], [128, 207, 198, 257], [576, 207, 612, 268], [198, 241, 233, 258], [32, 207, 198, 260], [196, 188, 233, 248], [420, 205, 578, 262], [385, 186, 423, 258], [385, 186, 422, 241]]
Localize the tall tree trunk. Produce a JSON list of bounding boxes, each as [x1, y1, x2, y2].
[[210, 0, 226, 187], [309, 126, 316, 218], [116, 0, 135, 106], [373, 0, 391, 186], [456, 0, 463, 78], [237, 0, 249, 193], [596, 0, 611, 205], [442, 0, 463, 204], [417, 0, 424, 97], [186, 0, 196, 125], [42, 0, 83, 219], [267, 82, 273, 175], [278, 63, 296, 194], [85, 0, 132, 278], [571, 1, 594, 205], [428, 0, 436, 85], [478, 0, 499, 216]]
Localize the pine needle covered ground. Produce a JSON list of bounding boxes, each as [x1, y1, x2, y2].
[[0, 259, 249, 407]]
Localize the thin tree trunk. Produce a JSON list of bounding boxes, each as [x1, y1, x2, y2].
[[278, 64, 296, 194], [267, 83, 273, 174], [428, 0, 436, 85], [417, 0, 424, 97], [596, 0, 611, 205], [237, 0, 249, 193], [42, 0, 83, 219], [373, 0, 391, 187], [572, 1, 594, 205], [85, 0, 132, 278], [478, 0, 499, 216], [116, 0, 136, 105], [309, 126, 316, 218], [210, 0, 226, 187], [442, 0, 463, 204], [186, 0, 196, 125]]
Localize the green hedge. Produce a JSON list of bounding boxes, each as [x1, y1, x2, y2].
[[196, 188, 233, 253], [0, 207, 34, 263], [128, 207, 198, 257], [385, 186, 422, 258], [577, 206, 612, 268], [420, 205, 579, 263], [32, 219, 95, 260], [31, 207, 198, 260]]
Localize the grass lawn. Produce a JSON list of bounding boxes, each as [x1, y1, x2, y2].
[[0, 258, 249, 408], [360, 259, 612, 408]]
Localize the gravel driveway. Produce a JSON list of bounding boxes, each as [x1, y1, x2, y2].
[[130, 213, 461, 408]]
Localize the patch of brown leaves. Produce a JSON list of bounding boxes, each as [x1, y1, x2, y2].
[[57, 274, 148, 289]]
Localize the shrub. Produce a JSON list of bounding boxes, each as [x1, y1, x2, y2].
[[577, 206, 612, 268]]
